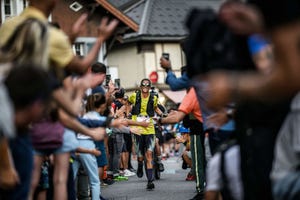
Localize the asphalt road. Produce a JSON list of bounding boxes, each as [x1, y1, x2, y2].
[[101, 156, 196, 200]]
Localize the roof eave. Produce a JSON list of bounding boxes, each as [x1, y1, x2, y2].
[[95, 0, 139, 32], [123, 35, 187, 43]]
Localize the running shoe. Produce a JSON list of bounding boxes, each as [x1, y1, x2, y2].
[[128, 167, 136, 172], [158, 162, 165, 172], [124, 169, 136, 177], [113, 175, 128, 181], [146, 181, 155, 190], [186, 173, 196, 181], [100, 182, 108, 187], [103, 177, 115, 185], [100, 195, 107, 200]]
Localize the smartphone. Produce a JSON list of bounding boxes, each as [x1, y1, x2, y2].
[[114, 78, 120, 88], [105, 74, 111, 86], [162, 53, 170, 60]]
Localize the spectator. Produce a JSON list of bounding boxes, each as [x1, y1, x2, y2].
[[0, 64, 53, 199], [158, 87, 205, 200], [201, 1, 300, 199], [0, 0, 118, 117]]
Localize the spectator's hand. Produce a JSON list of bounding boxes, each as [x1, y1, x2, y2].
[[115, 106, 126, 118], [206, 109, 230, 131], [219, 1, 264, 35], [75, 73, 93, 92], [203, 71, 235, 110], [106, 80, 116, 95], [160, 57, 171, 71], [137, 120, 150, 127], [91, 149, 101, 156], [175, 136, 185, 144], [111, 118, 128, 128], [168, 110, 178, 117], [129, 127, 142, 135], [0, 166, 20, 189], [97, 17, 119, 41], [89, 127, 106, 141], [70, 13, 88, 43]]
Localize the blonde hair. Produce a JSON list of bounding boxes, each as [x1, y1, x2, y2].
[[0, 18, 49, 70]]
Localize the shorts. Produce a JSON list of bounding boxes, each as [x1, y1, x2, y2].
[[108, 134, 124, 155], [122, 134, 133, 152], [164, 132, 175, 142], [35, 128, 79, 156], [133, 134, 155, 158], [95, 140, 107, 167]]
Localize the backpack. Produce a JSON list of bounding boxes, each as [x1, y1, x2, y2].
[[219, 140, 238, 200], [131, 90, 155, 117]]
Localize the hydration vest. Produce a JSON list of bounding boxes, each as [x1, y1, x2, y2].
[[131, 90, 155, 117]]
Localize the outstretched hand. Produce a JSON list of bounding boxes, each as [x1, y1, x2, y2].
[[160, 57, 171, 70], [219, 1, 264, 35], [201, 72, 235, 110], [206, 109, 230, 131], [129, 127, 142, 136], [98, 17, 119, 41], [70, 13, 88, 43]]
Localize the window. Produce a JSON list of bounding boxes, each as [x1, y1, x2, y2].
[[23, 0, 28, 9], [72, 43, 85, 56], [137, 43, 154, 53], [4, 0, 11, 18], [1, 0, 28, 23], [2, 0, 21, 19]]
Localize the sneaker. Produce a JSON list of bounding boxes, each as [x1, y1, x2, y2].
[[100, 182, 108, 187], [124, 169, 136, 177], [128, 167, 136, 172], [158, 162, 165, 172], [146, 181, 155, 190], [186, 173, 196, 181], [100, 195, 107, 200], [190, 191, 204, 200], [114, 175, 128, 181], [137, 163, 143, 178], [119, 170, 125, 176], [182, 159, 188, 170], [103, 178, 115, 185]]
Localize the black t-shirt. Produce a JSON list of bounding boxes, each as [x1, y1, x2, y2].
[[249, 0, 300, 30]]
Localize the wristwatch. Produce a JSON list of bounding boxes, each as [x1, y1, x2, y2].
[[226, 108, 234, 119]]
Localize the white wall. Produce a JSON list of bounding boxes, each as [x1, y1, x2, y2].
[[107, 44, 144, 88], [107, 42, 185, 89]]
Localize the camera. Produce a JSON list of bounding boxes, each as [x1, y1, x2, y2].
[[162, 53, 169, 60], [114, 78, 120, 88], [105, 74, 111, 86]]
